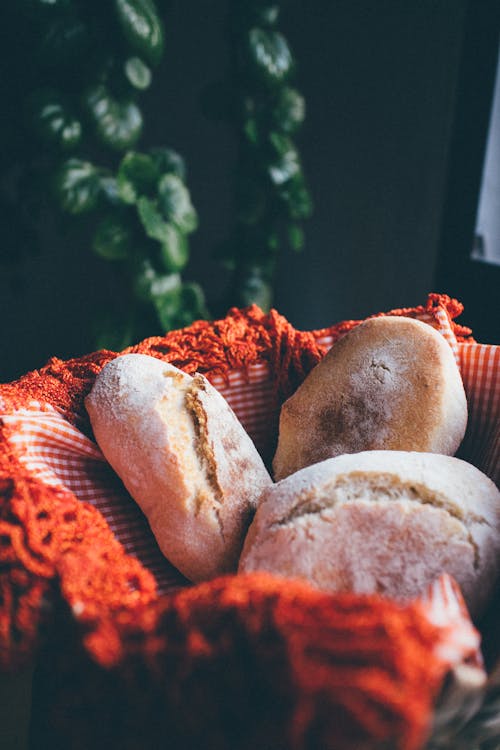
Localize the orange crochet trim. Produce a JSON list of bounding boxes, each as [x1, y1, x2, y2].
[[0, 292, 472, 424], [0, 420, 157, 669], [0, 306, 327, 424], [0, 293, 473, 672], [310, 292, 474, 345], [35, 574, 451, 750]]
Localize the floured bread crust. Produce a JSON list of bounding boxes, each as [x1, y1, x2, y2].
[[273, 316, 468, 480], [239, 451, 500, 618], [85, 354, 272, 582]]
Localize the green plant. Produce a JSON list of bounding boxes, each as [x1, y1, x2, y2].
[[210, 0, 313, 311], [8, 0, 207, 349], [1, 0, 311, 348]]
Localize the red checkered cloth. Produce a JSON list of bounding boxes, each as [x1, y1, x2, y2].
[[0, 295, 497, 750], [1, 304, 497, 594]]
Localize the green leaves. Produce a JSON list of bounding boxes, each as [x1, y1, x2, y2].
[[31, 92, 82, 151], [124, 57, 152, 90], [253, 5, 280, 27], [137, 197, 189, 271], [268, 133, 300, 185], [154, 282, 208, 330], [150, 147, 186, 181], [137, 196, 168, 241], [54, 159, 101, 214], [247, 29, 293, 86], [271, 86, 305, 134], [157, 174, 198, 234], [132, 260, 207, 332], [116, 149, 188, 206], [159, 228, 188, 273], [238, 267, 273, 311], [92, 215, 132, 260], [220, 2, 312, 311], [85, 84, 143, 152], [108, 149, 200, 320], [287, 223, 305, 252], [51, 139, 204, 334], [232, 3, 280, 33], [115, 150, 196, 273], [117, 151, 159, 203], [153, 289, 182, 328], [114, 0, 164, 67], [99, 176, 122, 207], [133, 259, 181, 302], [93, 307, 137, 352], [16, 0, 205, 344], [280, 173, 313, 220]]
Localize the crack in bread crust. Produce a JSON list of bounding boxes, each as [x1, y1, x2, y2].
[[269, 473, 489, 570], [184, 376, 225, 544]]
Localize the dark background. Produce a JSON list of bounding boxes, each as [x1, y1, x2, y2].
[[1, 0, 499, 384]]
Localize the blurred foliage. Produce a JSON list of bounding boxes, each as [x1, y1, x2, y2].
[[1, 0, 311, 347], [208, 0, 313, 310], [0, 0, 206, 347]]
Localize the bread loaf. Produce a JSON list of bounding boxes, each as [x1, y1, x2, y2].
[[239, 451, 500, 617], [273, 316, 468, 480], [85, 354, 272, 582]]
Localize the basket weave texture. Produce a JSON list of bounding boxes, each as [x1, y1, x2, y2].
[[1, 293, 499, 750]]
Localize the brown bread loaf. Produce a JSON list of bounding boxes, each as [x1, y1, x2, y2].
[[273, 316, 468, 480]]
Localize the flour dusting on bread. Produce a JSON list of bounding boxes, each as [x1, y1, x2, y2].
[[273, 316, 468, 480], [240, 451, 500, 618], [85, 354, 272, 582]]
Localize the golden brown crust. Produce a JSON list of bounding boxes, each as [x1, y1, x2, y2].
[[185, 376, 225, 506], [273, 317, 468, 480]]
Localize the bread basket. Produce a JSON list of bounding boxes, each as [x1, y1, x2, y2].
[[1, 293, 499, 750]]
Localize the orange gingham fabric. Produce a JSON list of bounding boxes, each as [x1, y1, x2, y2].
[[420, 574, 483, 669], [0, 318, 497, 595]]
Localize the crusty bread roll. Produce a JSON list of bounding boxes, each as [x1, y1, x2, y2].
[[239, 451, 500, 617], [273, 316, 468, 480], [85, 354, 272, 582]]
